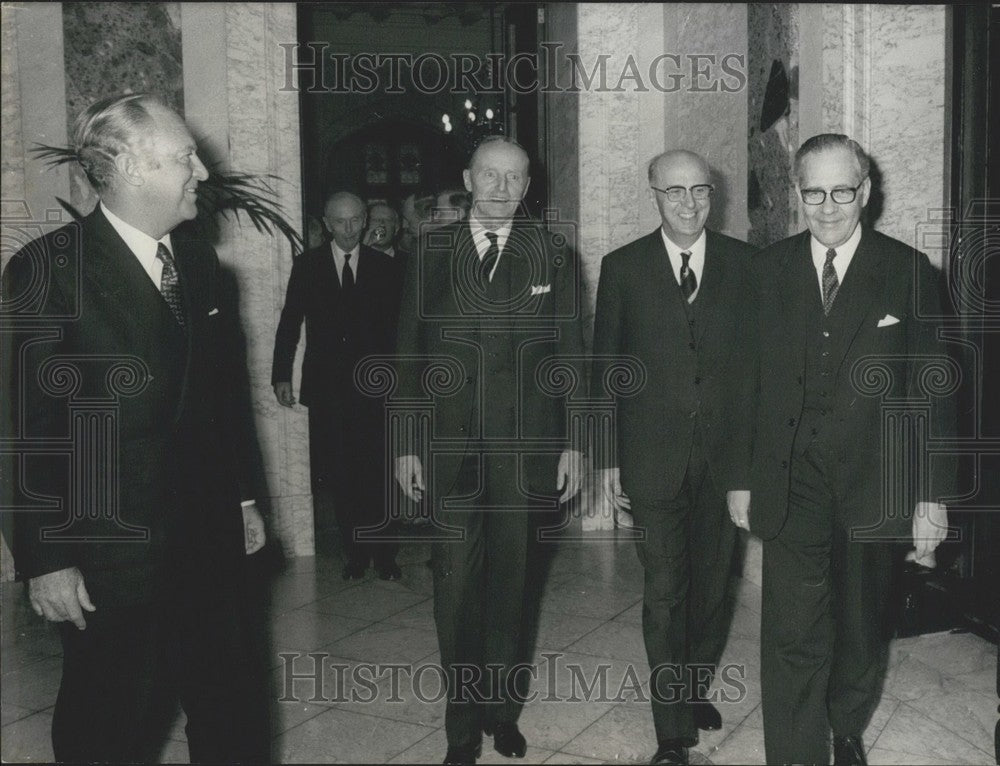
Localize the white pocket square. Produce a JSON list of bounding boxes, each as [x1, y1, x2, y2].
[[530, 284, 551, 296], [208, 307, 220, 316], [877, 314, 900, 327]]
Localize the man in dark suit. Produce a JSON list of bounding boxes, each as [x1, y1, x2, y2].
[[1, 94, 268, 762], [735, 134, 954, 765], [394, 136, 584, 765], [591, 150, 755, 766], [272, 191, 403, 580]]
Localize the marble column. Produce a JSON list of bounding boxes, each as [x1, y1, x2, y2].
[[803, 4, 951, 264], [181, 4, 313, 557], [1, 3, 71, 581]]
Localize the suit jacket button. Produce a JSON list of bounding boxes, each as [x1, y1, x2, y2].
[[466, 376, 474, 384], [787, 418, 796, 426], [781, 460, 788, 469], [459, 425, 466, 433]]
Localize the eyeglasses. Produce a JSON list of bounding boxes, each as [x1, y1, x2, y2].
[[799, 180, 866, 205], [650, 184, 714, 202]]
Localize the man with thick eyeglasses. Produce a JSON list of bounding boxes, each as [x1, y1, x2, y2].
[[734, 134, 954, 765], [591, 150, 755, 766]]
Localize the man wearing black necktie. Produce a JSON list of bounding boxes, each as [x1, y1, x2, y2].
[[272, 191, 403, 580], [394, 136, 584, 764], [2, 93, 268, 762], [738, 134, 954, 765], [591, 150, 755, 765]]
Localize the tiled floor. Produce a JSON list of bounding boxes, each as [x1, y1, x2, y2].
[[2, 534, 996, 764]]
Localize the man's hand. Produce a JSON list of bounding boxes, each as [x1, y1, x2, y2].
[[273, 381, 296, 408], [907, 502, 948, 568], [596, 467, 631, 511], [557, 449, 585, 503], [727, 490, 751, 530], [242, 502, 266, 555], [28, 567, 95, 630], [395, 455, 425, 502]]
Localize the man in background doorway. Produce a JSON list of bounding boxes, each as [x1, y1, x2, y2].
[[273, 190, 404, 580]]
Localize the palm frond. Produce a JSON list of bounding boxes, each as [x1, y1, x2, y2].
[[196, 171, 303, 253], [30, 144, 79, 167], [30, 143, 303, 254]]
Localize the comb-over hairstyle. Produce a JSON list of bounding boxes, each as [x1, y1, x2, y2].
[[793, 133, 870, 184], [71, 93, 160, 192]]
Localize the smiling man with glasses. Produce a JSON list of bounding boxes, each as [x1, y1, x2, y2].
[[591, 149, 756, 766], [736, 134, 955, 766]]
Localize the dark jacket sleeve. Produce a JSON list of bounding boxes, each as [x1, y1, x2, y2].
[[392, 232, 426, 458], [271, 254, 308, 385], [2, 243, 79, 579], [908, 250, 957, 504], [717, 245, 758, 490], [589, 252, 624, 469]]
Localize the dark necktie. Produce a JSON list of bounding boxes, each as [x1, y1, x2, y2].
[[822, 248, 839, 315], [679, 250, 697, 302], [479, 232, 500, 285], [155, 243, 185, 327], [342, 251, 355, 293]]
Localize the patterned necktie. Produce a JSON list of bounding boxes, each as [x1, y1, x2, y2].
[[155, 243, 185, 327], [679, 250, 698, 302], [479, 232, 500, 285], [822, 248, 839, 315], [342, 251, 355, 293]]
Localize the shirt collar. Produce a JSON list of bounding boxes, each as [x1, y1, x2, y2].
[[810, 222, 862, 285], [469, 216, 513, 258], [330, 241, 360, 261], [101, 201, 173, 262], [660, 228, 706, 262], [810, 222, 862, 263]]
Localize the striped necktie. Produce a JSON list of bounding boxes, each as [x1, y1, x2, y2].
[[822, 248, 839, 315]]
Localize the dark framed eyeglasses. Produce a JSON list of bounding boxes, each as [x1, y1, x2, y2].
[[650, 184, 714, 202], [799, 180, 866, 205]]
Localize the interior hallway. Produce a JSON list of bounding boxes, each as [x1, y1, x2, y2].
[[2, 534, 995, 764]]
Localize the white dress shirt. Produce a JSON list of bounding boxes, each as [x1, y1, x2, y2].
[[810, 223, 862, 296], [101, 202, 172, 290], [331, 242, 360, 286], [469, 217, 513, 283], [660, 228, 706, 301]]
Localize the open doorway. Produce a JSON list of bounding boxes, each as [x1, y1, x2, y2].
[[295, 2, 545, 221]]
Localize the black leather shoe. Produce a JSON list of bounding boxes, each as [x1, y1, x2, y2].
[[342, 560, 366, 580], [443, 740, 482, 764], [650, 739, 689, 765], [833, 735, 867, 766], [484, 722, 527, 758], [376, 561, 402, 580], [693, 701, 722, 730]]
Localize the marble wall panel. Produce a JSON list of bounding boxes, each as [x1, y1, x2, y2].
[[62, 2, 183, 213], [816, 4, 949, 258], [747, 2, 798, 246]]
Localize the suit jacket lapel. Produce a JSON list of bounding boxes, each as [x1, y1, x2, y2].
[[644, 229, 691, 336], [777, 232, 816, 370], [84, 210, 179, 349], [693, 230, 724, 344], [85, 210, 190, 422], [830, 228, 885, 374]]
